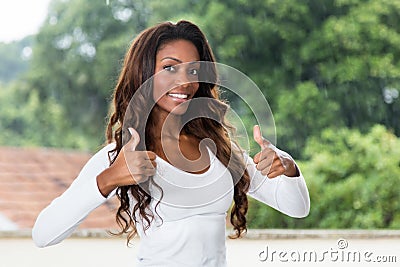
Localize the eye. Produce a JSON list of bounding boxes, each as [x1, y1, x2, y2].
[[188, 68, 199, 76], [163, 65, 176, 72]]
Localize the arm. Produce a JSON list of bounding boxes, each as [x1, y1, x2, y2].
[[246, 153, 310, 218], [247, 125, 310, 217], [32, 144, 116, 248], [32, 128, 156, 248]]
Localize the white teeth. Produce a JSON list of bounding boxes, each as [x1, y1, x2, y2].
[[168, 93, 188, 99]]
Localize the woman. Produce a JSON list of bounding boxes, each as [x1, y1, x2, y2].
[[32, 20, 310, 266]]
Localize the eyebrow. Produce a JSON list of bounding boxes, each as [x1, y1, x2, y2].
[[161, 56, 182, 63], [160, 57, 200, 65]]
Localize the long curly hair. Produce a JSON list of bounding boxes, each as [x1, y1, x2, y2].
[[105, 20, 250, 243]]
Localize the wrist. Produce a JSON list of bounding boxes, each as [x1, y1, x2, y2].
[[284, 163, 300, 177], [96, 167, 118, 197]]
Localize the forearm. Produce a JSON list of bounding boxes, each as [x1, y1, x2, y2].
[[246, 155, 310, 218], [97, 166, 119, 197], [32, 175, 108, 247], [271, 175, 309, 217], [32, 144, 115, 247]]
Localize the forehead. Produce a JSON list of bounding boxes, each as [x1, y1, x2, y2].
[[156, 39, 200, 62]]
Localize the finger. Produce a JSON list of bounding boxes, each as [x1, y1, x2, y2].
[[132, 174, 149, 184], [134, 159, 156, 171], [258, 156, 282, 175], [144, 160, 157, 171], [134, 151, 157, 165], [266, 171, 280, 179], [255, 156, 274, 172], [267, 160, 286, 178], [268, 167, 286, 179], [146, 151, 157, 161], [150, 159, 157, 168], [141, 168, 156, 177], [128, 127, 140, 151], [254, 148, 276, 167], [257, 149, 277, 162], [253, 151, 261, 164], [130, 165, 156, 178], [132, 151, 156, 160], [253, 125, 271, 149]]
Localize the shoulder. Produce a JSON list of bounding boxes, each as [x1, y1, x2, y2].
[[94, 143, 117, 159], [82, 143, 117, 170], [230, 141, 252, 162]]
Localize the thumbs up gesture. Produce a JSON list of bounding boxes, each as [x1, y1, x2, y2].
[[97, 127, 156, 197], [122, 127, 157, 183], [253, 125, 299, 178]]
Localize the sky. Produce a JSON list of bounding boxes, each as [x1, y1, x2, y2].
[[0, 0, 52, 43]]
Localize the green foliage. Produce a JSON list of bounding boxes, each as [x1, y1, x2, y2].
[[1, 0, 400, 229], [0, 36, 32, 83], [301, 0, 400, 134], [150, 0, 400, 157], [3, 0, 400, 152], [306, 125, 400, 228], [0, 82, 90, 149], [25, 0, 151, 149], [275, 81, 342, 158], [248, 125, 400, 229]]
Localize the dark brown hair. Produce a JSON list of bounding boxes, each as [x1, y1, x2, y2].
[[106, 20, 250, 243]]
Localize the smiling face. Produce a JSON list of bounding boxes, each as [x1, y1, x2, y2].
[[153, 39, 201, 116]]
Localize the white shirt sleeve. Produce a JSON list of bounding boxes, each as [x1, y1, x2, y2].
[[244, 153, 310, 218], [32, 144, 116, 248]]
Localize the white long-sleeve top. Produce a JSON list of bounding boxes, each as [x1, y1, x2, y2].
[[32, 143, 310, 266]]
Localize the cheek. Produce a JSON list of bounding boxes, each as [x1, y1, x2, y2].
[[189, 83, 200, 98], [152, 74, 174, 102], [193, 83, 200, 94]]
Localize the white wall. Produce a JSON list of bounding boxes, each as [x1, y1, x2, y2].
[[0, 236, 399, 267]]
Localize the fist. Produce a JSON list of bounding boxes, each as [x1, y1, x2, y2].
[[97, 128, 157, 197], [114, 127, 157, 185], [253, 125, 298, 178]]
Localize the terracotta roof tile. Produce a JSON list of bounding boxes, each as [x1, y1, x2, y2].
[[0, 146, 119, 230]]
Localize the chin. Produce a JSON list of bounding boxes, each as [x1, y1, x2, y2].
[[169, 102, 191, 115], [156, 101, 191, 116]]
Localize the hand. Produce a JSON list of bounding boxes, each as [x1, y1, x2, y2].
[[121, 127, 157, 183], [97, 127, 156, 196], [252, 125, 298, 178]]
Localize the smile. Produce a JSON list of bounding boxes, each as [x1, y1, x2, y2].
[[168, 93, 189, 99]]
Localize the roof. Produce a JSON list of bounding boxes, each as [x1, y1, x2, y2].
[[0, 146, 119, 230]]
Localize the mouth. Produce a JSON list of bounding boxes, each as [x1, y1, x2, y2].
[[168, 93, 190, 101]]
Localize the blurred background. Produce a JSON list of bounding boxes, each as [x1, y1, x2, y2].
[[1, 0, 400, 235]]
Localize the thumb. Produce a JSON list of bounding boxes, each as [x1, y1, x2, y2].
[[253, 125, 270, 149], [127, 127, 140, 151]]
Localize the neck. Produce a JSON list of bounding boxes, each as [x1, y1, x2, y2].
[[151, 106, 182, 140]]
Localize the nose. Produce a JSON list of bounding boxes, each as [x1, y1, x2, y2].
[[175, 70, 191, 88]]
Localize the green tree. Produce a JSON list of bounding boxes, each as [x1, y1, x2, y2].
[[0, 81, 88, 148], [301, 0, 400, 134], [304, 124, 400, 228], [6, 0, 399, 154], [274, 81, 342, 156], [247, 125, 400, 229], [27, 0, 151, 149], [2, 0, 400, 230], [149, 0, 330, 157], [150, 0, 400, 157], [0, 36, 32, 83]]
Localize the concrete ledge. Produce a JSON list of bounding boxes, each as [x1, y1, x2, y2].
[[2, 229, 400, 239], [0, 229, 120, 239], [241, 229, 400, 239]]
